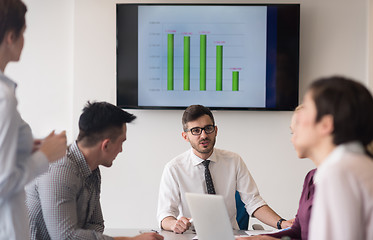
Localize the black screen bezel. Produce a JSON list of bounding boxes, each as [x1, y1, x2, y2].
[[116, 3, 300, 111]]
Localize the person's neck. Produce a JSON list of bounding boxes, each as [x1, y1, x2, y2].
[[77, 142, 100, 171], [309, 138, 336, 168], [0, 46, 9, 73], [0, 59, 7, 73], [193, 149, 214, 160]]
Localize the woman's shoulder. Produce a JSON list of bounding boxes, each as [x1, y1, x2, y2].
[[0, 80, 17, 108]]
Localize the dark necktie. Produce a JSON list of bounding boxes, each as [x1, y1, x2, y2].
[[202, 160, 216, 194]]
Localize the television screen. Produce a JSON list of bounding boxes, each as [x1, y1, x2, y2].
[[117, 4, 299, 110]]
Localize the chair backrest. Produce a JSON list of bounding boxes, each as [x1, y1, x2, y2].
[[235, 191, 250, 230]]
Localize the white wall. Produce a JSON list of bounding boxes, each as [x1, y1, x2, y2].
[[7, 0, 74, 140], [7, 0, 371, 230]]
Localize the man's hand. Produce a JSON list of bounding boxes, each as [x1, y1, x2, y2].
[[171, 217, 191, 234], [161, 216, 192, 234], [281, 218, 295, 229]]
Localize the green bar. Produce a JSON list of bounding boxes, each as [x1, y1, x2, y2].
[[200, 35, 206, 91], [216, 45, 223, 91], [232, 71, 239, 91], [184, 36, 190, 90], [167, 34, 174, 90]]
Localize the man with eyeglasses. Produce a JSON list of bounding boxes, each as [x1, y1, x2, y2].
[[157, 105, 292, 233]]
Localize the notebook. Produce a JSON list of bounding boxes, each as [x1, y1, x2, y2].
[[185, 192, 235, 240]]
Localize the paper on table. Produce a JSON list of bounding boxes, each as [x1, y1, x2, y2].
[[194, 233, 275, 239], [245, 229, 282, 236]]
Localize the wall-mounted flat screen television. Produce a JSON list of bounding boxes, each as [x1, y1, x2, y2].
[[117, 4, 299, 110]]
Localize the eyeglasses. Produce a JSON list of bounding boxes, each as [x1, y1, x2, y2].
[[185, 125, 215, 135]]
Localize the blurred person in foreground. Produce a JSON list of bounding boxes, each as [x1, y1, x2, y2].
[[0, 0, 66, 239], [238, 105, 317, 240], [301, 76, 373, 240], [293, 76, 373, 240]]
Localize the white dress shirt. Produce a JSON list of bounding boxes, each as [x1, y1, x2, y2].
[[157, 148, 266, 229], [309, 142, 373, 240], [0, 71, 49, 240]]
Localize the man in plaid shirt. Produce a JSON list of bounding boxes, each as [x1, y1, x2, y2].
[[26, 102, 163, 240]]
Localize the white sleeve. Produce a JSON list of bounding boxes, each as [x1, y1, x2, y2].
[[236, 157, 266, 215], [157, 164, 181, 227], [309, 166, 363, 240], [0, 90, 48, 198]]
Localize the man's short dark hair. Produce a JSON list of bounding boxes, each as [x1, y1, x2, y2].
[[77, 101, 136, 147], [182, 105, 215, 131], [0, 0, 27, 44], [309, 76, 373, 147]]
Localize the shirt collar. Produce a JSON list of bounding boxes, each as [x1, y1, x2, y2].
[[68, 141, 93, 178], [314, 141, 364, 184], [0, 70, 18, 90], [190, 148, 217, 166]]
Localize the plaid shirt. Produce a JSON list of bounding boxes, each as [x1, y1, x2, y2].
[[26, 141, 113, 240]]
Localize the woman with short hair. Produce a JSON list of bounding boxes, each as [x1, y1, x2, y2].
[[293, 76, 373, 240], [0, 0, 67, 239]]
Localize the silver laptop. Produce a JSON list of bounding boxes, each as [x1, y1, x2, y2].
[[185, 193, 235, 240]]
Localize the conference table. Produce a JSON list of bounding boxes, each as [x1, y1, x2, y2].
[[104, 229, 261, 239]]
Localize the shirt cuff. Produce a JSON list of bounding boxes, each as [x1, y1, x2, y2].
[[158, 212, 178, 229], [247, 198, 267, 216]]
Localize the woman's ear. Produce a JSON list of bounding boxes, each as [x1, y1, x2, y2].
[[319, 114, 334, 136], [4, 30, 16, 45]]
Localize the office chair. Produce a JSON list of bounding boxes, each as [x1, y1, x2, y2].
[[235, 191, 249, 230], [235, 191, 265, 230]]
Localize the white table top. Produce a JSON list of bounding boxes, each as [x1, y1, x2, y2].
[[103, 229, 264, 239]]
